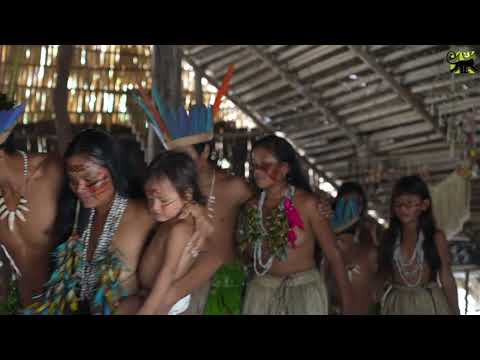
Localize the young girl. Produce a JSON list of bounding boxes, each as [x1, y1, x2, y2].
[[121, 152, 211, 315], [322, 182, 383, 315], [380, 175, 460, 315]]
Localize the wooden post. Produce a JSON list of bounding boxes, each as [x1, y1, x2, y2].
[[53, 45, 75, 156], [465, 270, 470, 315], [146, 45, 182, 164], [195, 67, 203, 106]]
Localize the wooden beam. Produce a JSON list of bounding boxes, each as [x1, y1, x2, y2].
[[185, 45, 213, 56], [286, 45, 344, 71], [369, 122, 433, 142], [256, 46, 444, 115], [247, 45, 365, 149], [181, 51, 342, 192], [290, 125, 337, 140], [379, 135, 444, 152], [308, 139, 352, 155], [196, 46, 244, 67], [348, 45, 446, 140], [276, 45, 317, 62], [207, 49, 253, 74]]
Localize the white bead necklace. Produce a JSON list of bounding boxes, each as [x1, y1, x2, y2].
[[393, 231, 425, 288], [78, 193, 128, 301], [206, 170, 216, 220], [0, 150, 29, 232]]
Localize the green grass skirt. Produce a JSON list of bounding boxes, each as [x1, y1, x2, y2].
[[204, 261, 247, 315], [0, 280, 20, 315]]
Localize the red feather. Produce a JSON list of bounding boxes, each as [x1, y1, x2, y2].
[[212, 64, 235, 119]]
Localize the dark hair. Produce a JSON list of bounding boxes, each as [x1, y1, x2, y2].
[[193, 139, 215, 158], [380, 175, 441, 277], [252, 135, 312, 193], [0, 132, 16, 154], [0, 93, 17, 154], [192, 121, 233, 157], [146, 151, 206, 205], [116, 137, 146, 199], [54, 129, 130, 244], [0, 93, 14, 111]]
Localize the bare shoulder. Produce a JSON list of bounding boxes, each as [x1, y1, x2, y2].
[[217, 171, 254, 203], [127, 198, 150, 216], [219, 171, 251, 191], [169, 218, 195, 242], [29, 153, 63, 181], [294, 189, 317, 210], [125, 198, 154, 226]]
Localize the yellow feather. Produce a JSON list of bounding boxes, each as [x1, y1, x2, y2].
[[36, 302, 49, 313], [70, 301, 78, 312]]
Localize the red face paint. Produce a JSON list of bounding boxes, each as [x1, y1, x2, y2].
[[67, 156, 115, 205], [85, 176, 113, 198], [253, 159, 285, 182]]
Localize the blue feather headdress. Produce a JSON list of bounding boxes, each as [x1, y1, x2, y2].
[[0, 94, 25, 144], [131, 65, 234, 150], [331, 197, 362, 234]]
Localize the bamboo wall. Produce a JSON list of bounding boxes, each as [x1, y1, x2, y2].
[[0, 45, 256, 131]]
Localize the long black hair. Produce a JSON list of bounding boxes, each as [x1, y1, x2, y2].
[[252, 135, 312, 193], [146, 151, 206, 206], [54, 129, 130, 244], [380, 175, 441, 277]]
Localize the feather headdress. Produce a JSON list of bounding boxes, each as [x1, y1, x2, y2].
[[0, 94, 25, 145], [131, 65, 234, 150]]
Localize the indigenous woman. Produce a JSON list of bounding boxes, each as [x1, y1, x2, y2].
[[380, 175, 460, 315], [239, 135, 353, 315], [24, 130, 210, 315], [24, 129, 156, 314]]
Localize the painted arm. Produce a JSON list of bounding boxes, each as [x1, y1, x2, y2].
[[307, 198, 354, 314], [435, 231, 461, 315]]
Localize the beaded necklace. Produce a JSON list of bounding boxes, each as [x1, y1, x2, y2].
[[393, 231, 425, 288], [239, 186, 304, 276], [79, 193, 128, 301]]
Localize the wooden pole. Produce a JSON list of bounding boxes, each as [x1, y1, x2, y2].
[[53, 45, 75, 156], [146, 45, 182, 163], [465, 270, 470, 315], [195, 67, 203, 106]]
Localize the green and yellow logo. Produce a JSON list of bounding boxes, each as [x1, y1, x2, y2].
[[447, 51, 478, 75]]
